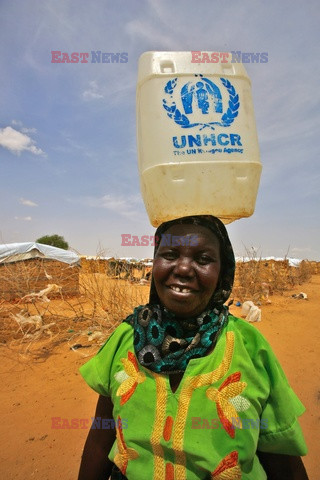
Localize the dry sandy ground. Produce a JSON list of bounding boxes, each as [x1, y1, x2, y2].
[[1, 276, 319, 479]]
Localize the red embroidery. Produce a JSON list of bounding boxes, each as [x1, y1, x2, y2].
[[163, 415, 174, 442], [165, 462, 175, 480], [216, 403, 236, 438], [211, 451, 241, 479], [219, 371, 241, 390], [116, 351, 146, 406], [206, 371, 247, 438], [114, 416, 139, 474]]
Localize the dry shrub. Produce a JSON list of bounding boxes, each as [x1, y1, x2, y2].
[[233, 251, 313, 303], [0, 258, 79, 301], [0, 257, 149, 358], [294, 260, 313, 284]]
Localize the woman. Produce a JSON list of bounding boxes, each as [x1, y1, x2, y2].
[[78, 216, 308, 479]]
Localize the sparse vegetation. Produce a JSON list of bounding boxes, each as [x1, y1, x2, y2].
[[0, 252, 317, 359], [232, 250, 314, 303], [0, 256, 148, 358]]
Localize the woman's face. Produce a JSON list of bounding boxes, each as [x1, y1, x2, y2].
[[152, 224, 221, 318]]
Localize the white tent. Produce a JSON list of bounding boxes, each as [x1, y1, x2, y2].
[[235, 256, 302, 267], [0, 242, 80, 265]]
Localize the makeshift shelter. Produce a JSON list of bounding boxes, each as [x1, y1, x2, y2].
[[0, 242, 80, 301], [104, 257, 152, 281], [80, 256, 110, 274], [81, 256, 152, 281]]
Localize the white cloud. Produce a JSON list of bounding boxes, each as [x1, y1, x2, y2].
[[81, 71, 135, 105], [21, 127, 37, 134], [82, 81, 104, 100], [99, 194, 140, 213], [75, 193, 143, 219], [14, 216, 32, 221], [20, 198, 38, 207], [11, 120, 37, 134], [0, 126, 45, 156], [11, 119, 23, 127]]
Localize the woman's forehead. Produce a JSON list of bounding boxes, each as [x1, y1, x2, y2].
[[161, 223, 220, 244]]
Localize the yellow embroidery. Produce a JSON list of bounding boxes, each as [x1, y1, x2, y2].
[[150, 373, 168, 480], [115, 351, 146, 405], [130, 332, 239, 479], [114, 416, 139, 474], [172, 331, 235, 480], [206, 371, 248, 437]]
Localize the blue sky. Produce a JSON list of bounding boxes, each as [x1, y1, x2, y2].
[[1, 0, 319, 260]]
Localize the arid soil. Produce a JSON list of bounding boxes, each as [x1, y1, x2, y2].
[[1, 276, 319, 479]]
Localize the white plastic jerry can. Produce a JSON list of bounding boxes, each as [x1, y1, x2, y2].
[[136, 51, 262, 226]]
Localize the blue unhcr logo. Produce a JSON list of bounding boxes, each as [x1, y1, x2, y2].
[[162, 74, 239, 131]]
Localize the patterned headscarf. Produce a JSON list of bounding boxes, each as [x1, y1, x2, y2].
[[124, 215, 235, 374]]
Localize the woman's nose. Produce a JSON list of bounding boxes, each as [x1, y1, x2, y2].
[[173, 257, 194, 277]]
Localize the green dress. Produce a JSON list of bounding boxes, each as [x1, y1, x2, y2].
[[80, 315, 307, 480]]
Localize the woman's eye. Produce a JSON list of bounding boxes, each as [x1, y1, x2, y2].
[[197, 255, 213, 265], [159, 250, 177, 260]]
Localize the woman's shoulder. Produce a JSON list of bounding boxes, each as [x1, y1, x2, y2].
[[96, 321, 134, 354], [226, 313, 264, 335], [221, 315, 291, 394], [228, 314, 266, 341], [105, 320, 133, 338], [225, 313, 274, 357], [79, 321, 134, 396]]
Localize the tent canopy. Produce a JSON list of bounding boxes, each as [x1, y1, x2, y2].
[[0, 242, 80, 265]]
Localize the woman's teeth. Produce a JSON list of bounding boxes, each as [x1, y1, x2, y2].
[[170, 286, 191, 293]]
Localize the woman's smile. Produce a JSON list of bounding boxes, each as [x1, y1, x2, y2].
[[167, 284, 198, 299], [168, 285, 196, 294], [152, 224, 221, 318]]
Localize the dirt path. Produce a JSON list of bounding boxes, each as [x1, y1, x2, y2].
[[1, 276, 319, 479]]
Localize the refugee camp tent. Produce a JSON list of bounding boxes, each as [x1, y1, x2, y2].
[[0, 242, 79, 264], [0, 242, 80, 301]]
